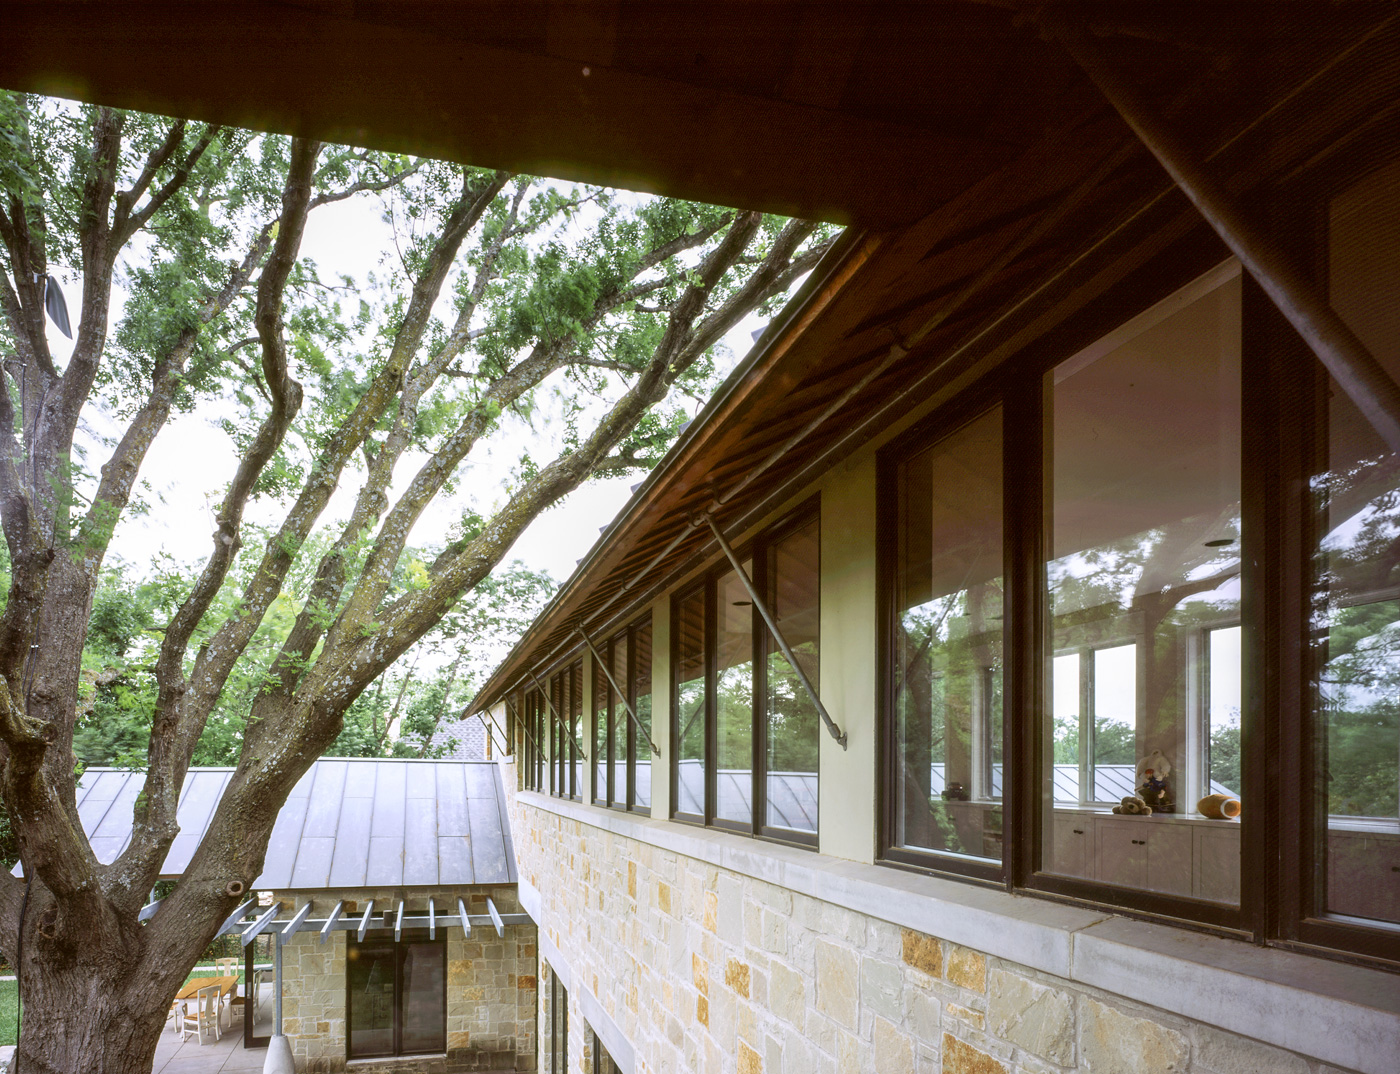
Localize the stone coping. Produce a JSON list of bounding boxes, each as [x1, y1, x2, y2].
[[517, 791, 1400, 1074]]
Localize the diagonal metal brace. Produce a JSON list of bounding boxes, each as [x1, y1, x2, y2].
[[702, 512, 847, 750], [505, 690, 546, 761], [575, 626, 661, 757], [527, 668, 589, 763]]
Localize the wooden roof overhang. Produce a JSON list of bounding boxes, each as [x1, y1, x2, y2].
[[0, 2, 1384, 229], [471, 8, 1400, 712]]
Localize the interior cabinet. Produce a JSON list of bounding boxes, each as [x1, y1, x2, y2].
[[1051, 810, 1239, 902], [1193, 824, 1241, 903], [1328, 829, 1400, 922], [1050, 813, 1092, 879]]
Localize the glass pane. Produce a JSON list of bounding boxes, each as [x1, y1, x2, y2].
[[1319, 161, 1400, 924], [611, 633, 628, 807], [634, 620, 653, 810], [347, 941, 395, 1058], [592, 657, 607, 805], [766, 517, 820, 834], [400, 942, 444, 1054], [894, 408, 1004, 861], [572, 662, 585, 800], [675, 589, 707, 816], [1092, 643, 1138, 802], [1052, 652, 1081, 801], [1208, 626, 1242, 797], [716, 565, 754, 825], [1043, 270, 1241, 902]]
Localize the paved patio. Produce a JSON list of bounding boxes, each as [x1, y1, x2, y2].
[[152, 1016, 268, 1074]]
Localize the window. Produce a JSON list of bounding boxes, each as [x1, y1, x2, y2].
[[548, 661, 583, 801], [671, 502, 820, 843], [592, 617, 652, 811], [549, 970, 568, 1072], [520, 686, 546, 793], [1307, 155, 1400, 933], [890, 407, 1005, 870], [347, 933, 445, 1060], [1040, 267, 1242, 908], [592, 1031, 621, 1074]]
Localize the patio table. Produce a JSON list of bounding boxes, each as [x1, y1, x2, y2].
[[173, 974, 240, 1031]]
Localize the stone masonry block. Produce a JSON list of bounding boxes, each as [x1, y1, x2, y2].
[[725, 957, 751, 999], [859, 956, 903, 1023], [901, 929, 943, 980], [946, 946, 986, 993], [943, 1032, 1009, 1074], [874, 1015, 915, 1074], [987, 969, 1074, 1067], [815, 941, 859, 1030], [1078, 997, 1188, 1074], [1193, 1024, 1309, 1074]]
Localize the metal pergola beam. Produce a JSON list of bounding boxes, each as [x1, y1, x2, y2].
[[281, 901, 313, 939], [216, 898, 257, 936], [320, 900, 344, 944], [1046, 9, 1400, 455], [458, 897, 471, 938], [224, 909, 532, 938], [486, 897, 505, 939], [702, 512, 847, 749], [357, 899, 376, 942], [575, 627, 660, 757], [241, 901, 285, 947]]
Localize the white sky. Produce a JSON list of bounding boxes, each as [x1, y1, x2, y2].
[[51, 174, 777, 587]]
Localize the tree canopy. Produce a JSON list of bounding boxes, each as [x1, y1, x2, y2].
[[0, 93, 835, 1073]]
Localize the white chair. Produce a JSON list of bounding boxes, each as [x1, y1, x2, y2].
[[179, 984, 222, 1045]]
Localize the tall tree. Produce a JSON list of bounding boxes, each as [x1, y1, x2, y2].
[[0, 95, 834, 1073]]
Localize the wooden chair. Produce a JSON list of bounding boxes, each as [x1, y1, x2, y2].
[[179, 984, 222, 1045]]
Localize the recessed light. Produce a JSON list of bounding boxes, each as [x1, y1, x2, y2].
[[733, 600, 752, 607], [1204, 538, 1235, 547]]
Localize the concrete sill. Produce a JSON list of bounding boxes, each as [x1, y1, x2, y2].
[[517, 791, 1400, 1074], [347, 1055, 446, 1067]]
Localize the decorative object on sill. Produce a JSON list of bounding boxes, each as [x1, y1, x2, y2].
[[1198, 793, 1242, 820], [942, 781, 970, 801], [1136, 750, 1174, 813], [1112, 795, 1153, 815]]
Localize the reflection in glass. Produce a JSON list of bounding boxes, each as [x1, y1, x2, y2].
[[894, 407, 1005, 862], [1319, 161, 1400, 924], [348, 941, 395, 1058], [571, 662, 585, 800], [610, 633, 628, 807], [1043, 269, 1241, 903], [592, 656, 607, 805], [1207, 626, 1242, 797], [716, 566, 754, 825], [634, 621, 653, 809], [675, 588, 706, 816], [399, 942, 445, 1054], [765, 519, 820, 834]]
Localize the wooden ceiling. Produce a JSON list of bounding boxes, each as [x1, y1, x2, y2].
[[0, 1, 1374, 227]]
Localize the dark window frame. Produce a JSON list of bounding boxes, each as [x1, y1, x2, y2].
[[669, 497, 821, 848], [549, 968, 568, 1071], [345, 929, 447, 1061], [878, 124, 1400, 967]]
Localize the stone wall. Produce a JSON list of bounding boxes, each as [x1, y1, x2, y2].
[[512, 803, 1365, 1074], [274, 887, 537, 1073]]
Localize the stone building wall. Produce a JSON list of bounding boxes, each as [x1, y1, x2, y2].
[[274, 887, 537, 1073], [512, 803, 1368, 1074]]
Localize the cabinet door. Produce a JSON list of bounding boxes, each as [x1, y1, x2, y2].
[[1144, 825, 1193, 898], [1096, 821, 1147, 889], [1328, 830, 1400, 921], [1192, 824, 1241, 904], [1050, 813, 1092, 878]]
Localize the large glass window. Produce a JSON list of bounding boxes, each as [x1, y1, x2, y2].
[[347, 934, 445, 1060], [549, 969, 568, 1072], [591, 617, 651, 811], [764, 516, 820, 835], [674, 588, 707, 818], [1042, 267, 1242, 904], [1315, 158, 1400, 927], [893, 407, 1005, 865], [670, 502, 820, 842], [545, 660, 583, 801]]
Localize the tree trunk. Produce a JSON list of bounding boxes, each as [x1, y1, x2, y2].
[[13, 935, 183, 1074]]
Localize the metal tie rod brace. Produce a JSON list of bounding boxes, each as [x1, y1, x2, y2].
[[527, 668, 589, 763], [574, 627, 661, 757], [702, 512, 847, 749]]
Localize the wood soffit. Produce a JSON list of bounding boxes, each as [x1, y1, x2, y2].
[[473, 8, 1400, 704]]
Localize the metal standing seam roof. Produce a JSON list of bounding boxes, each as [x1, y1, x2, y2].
[[15, 759, 518, 888]]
